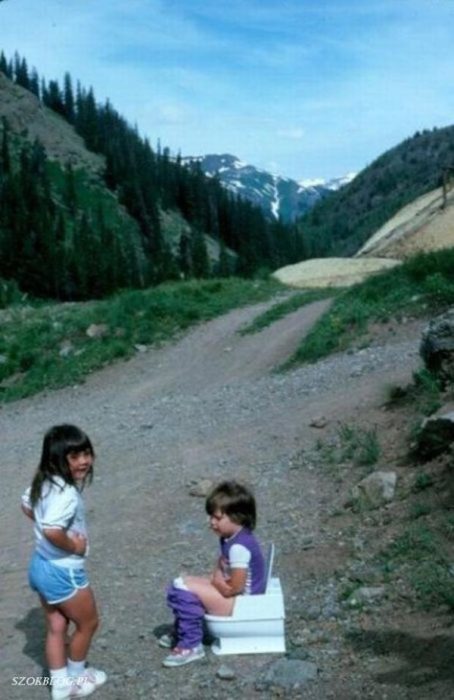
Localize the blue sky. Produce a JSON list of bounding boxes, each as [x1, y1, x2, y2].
[[1, 0, 454, 181]]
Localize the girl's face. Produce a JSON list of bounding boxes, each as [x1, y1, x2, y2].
[[67, 449, 93, 482], [209, 510, 242, 538]]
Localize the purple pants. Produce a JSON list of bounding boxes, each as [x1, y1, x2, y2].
[[166, 584, 205, 648]]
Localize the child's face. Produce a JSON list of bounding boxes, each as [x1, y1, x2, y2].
[[67, 449, 93, 482], [209, 510, 241, 538]]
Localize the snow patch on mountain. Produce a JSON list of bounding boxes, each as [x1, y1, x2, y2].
[[182, 154, 355, 222]]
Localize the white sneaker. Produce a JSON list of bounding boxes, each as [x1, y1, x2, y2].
[[78, 667, 107, 689], [51, 676, 96, 700]]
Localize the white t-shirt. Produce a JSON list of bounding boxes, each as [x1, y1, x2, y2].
[[22, 476, 88, 569], [228, 543, 251, 568]]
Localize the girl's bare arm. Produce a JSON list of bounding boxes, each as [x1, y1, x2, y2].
[[21, 504, 34, 521], [43, 528, 87, 555]]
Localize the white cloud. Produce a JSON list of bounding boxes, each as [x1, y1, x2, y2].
[[1, 0, 454, 180], [276, 128, 305, 141], [142, 101, 193, 127]]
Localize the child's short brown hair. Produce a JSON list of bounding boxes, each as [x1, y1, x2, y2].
[[205, 480, 257, 530]]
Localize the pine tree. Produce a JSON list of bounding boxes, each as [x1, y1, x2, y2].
[[1, 118, 11, 174], [217, 239, 231, 277], [29, 68, 40, 99], [63, 72, 75, 123], [45, 80, 65, 116], [191, 229, 210, 278], [64, 162, 77, 215], [0, 51, 12, 78], [15, 56, 30, 90], [178, 231, 192, 278]]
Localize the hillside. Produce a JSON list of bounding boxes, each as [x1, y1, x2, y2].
[[0, 59, 304, 299], [356, 182, 454, 259], [298, 125, 454, 258], [0, 73, 104, 174], [0, 73, 238, 284], [273, 154, 454, 289], [0, 76, 150, 299]]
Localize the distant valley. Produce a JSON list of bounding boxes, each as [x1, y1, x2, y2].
[[183, 153, 355, 222]]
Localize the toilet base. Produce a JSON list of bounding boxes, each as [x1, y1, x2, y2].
[[211, 635, 285, 655]]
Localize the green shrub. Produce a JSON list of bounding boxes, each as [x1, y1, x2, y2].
[[411, 561, 454, 610], [384, 523, 437, 561], [0, 278, 281, 402], [409, 502, 432, 519], [288, 248, 454, 367], [413, 472, 435, 491], [0, 279, 25, 308]]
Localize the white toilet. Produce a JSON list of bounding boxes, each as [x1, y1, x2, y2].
[[204, 543, 286, 655]]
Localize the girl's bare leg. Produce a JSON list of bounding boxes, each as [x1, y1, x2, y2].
[[40, 596, 69, 669], [57, 587, 99, 661], [183, 576, 235, 616]]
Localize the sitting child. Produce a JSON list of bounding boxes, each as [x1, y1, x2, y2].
[[160, 480, 266, 667]]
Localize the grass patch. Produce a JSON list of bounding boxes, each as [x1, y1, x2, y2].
[[316, 423, 380, 471], [387, 368, 442, 416], [380, 522, 454, 610], [338, 423, 380, 467], [0, 277, 282, 403], [239, 289, 334, 335], [384, 523, 437, 561], [408, 502, 432, 519], [286, 248, 454, 366]]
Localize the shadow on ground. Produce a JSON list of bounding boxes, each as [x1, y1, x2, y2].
[[347, 628, 454, 686], [15, 607, 46, 669]]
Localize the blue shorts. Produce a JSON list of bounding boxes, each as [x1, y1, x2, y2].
[[28, 552, 89, 605]]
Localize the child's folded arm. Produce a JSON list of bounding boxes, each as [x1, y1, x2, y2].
[[43, 527, 87, 555], [213, 567, 247, 598]]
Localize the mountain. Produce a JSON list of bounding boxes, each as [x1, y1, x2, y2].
[[0, 58, 306, 300], [297, 125, 454, 258], [182, 154, 355, 223]]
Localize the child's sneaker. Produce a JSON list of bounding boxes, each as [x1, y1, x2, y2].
[[162, 644, 205, 667], [51, 676, 96, 700], [78, 667, 107, 689], [158, 632, 176, 649]]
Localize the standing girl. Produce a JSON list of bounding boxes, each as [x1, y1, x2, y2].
[[160, 480, 266, 667], [21, 425, 107, 699]]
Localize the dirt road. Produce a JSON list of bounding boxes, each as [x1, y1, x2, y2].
[[1, 296, 439, 699]]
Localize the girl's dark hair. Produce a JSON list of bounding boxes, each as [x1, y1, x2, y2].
[[205, 480, 257, 530], [30, 424, 94, 506]]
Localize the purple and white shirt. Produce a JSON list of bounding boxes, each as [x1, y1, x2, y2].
[[219, 528, 265, 595]]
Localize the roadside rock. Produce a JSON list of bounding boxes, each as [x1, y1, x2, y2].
[[256, 658, 318, 692], [350, 471, 397, 510], [414, 409, 454, 460], [188, 479, 214, 497], [420, 308, 454, 383]]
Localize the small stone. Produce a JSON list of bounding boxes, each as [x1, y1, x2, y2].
[[86, 323, 108, 338], [188, 479, 214, 497], [59, 341, 74, 357], [309, 416, 327, 428], [216, 664, 236, 681]]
